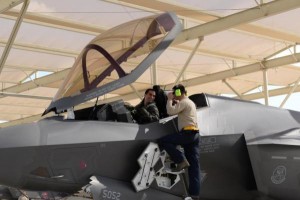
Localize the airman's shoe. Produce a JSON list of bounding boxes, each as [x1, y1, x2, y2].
[[183, 195, 199, 200], [172, 159, 190, 172], [190, 195, 199, 200]]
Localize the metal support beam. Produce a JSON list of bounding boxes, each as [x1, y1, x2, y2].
[[263, 69, 269, 106], [4, 64, 59, 72], [0, 40, 79, 58], [109, 52, 300, 105], [151, 61, 157, 85], [3, 10, 104, 35], [224, 60, 237, 76], [2, 0, 300, 64], [0, 92, 52, 100], [5, 72, 300, 128], [110, 0, 300, 43], [174, 37, 203, 85], [3, 50, 300, 127], [289, 45, 299, 62], [254, 0, 261, 7], [0, 0, 30, 74], [129, 84, 142, 100], [222, 79, 243, 99], [265, 45, 294, 60], [167, 53, 300, 89], [254, 0, 266, 15], [3, 0, 300, 126], [105, 0, 300, 68], [4, 3, 280, 64], [0, 0, 24, 13], [172, 0, 300, 45], [2, 68, 70, 93], [280, 77, 300, 108], [19, 71, 36, 84], [242, 84, 300, 101]]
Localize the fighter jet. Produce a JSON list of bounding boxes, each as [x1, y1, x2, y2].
[[0, 12, 300, 200]]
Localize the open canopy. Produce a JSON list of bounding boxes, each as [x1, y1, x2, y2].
[[44, 12, 182, 115]]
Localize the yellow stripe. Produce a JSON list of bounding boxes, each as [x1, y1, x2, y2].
[[182, 126, 199, 131]]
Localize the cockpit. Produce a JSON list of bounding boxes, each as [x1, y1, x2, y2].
[[73, 100, 133, 123]]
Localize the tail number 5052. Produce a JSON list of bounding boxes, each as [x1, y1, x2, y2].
[[102, 189, 121, 200]]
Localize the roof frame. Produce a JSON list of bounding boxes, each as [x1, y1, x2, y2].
[[107, 0, 300, 44], [2, 9, 105, 35], [0, 40, 79, 58], [0, 0, 30, 74], [2, 0, 300, 125], [100, 52, 300, 103], [173, 0, 300, 45], [0, 0, 24, 13]]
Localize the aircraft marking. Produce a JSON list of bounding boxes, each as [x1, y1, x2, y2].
[[200, 136, 220, 153], [79, 160, 87, 169], [271, 165, 286, 184], [200, 171, 207, 183], [102, 189, 121, 200], [271, 156, 287, 160]]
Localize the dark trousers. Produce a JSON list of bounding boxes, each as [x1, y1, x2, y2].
[[159, 130, 200, 196]]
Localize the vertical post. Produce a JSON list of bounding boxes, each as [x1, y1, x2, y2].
[[263, 69, 269, 106], [151, 61, 157, 85]]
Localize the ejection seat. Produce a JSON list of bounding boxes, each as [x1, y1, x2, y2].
[[97, 100, 134, 123], [153, 85, 169, 119]]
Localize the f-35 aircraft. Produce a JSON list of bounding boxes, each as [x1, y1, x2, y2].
[[0, 12, 300, 200]]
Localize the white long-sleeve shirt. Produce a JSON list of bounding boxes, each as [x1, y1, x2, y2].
[[166, 96, 198, 131]]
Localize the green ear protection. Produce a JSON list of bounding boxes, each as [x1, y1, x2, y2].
[[174, 89, 182, 97]]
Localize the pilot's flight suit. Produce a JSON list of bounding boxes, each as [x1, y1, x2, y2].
[[132, 101, 159, 124]]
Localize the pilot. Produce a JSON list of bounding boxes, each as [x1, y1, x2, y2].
[[130, 88, 159, 124], [159, 84, 200, 200]]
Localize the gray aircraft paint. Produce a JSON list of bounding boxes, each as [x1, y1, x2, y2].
[[1, 94, 300, 200]]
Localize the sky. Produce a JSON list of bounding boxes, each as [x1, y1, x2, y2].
[[253, 92, 300, 112], [251, 45, 300, 112]]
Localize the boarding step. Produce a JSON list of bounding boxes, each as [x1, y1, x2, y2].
[[132, 142, 187, 192]]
